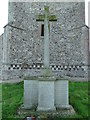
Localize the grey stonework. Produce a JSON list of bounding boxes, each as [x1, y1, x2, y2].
[[0, 2, 89, 80], [0, 34, 3, 80], [24, 78, 69, 110]]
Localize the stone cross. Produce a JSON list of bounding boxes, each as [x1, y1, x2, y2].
[[36, 6, 57, 68]]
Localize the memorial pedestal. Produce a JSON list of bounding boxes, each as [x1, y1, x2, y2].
[[24, 76, 70, 111]]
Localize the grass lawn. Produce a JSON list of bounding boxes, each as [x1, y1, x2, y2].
[[2, 82, 23, 119], [69, 82, 89, 119], [1, 81, 89, 119]]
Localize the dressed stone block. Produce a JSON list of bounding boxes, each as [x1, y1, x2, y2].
[[37, 80, 56, 111], [55, 80, 69, 108], [24, 80, 38, 109]]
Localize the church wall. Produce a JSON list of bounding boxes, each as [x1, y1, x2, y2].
[[8, 2, 86, 64], [0, 35, 3, 80], [1, 2, 89, 80]]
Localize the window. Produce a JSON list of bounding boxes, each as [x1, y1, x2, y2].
[[41, 24, 44, 36]]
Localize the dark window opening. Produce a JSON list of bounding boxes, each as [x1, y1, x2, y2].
[[41, 24, 44, 36]]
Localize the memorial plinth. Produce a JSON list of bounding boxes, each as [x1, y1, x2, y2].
[[24, 76, 70, 111]]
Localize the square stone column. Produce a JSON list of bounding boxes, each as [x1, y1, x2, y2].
[[37, 77, 56, 111]]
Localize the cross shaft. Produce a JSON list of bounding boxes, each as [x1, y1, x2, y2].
[[36, 6, 57, 68]]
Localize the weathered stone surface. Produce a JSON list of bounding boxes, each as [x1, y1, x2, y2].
[[37, 80, 56, 111], [0, 34, 3, 80], [24, 80, 38, 109], [24, 78, 69, 110], [55, 80, 69, 108]]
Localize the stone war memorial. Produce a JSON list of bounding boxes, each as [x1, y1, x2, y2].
[[0, 0, 89, 114], [24, 6, 69, 111]]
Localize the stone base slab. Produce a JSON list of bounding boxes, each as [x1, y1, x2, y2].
[[37, 106, 56, 111], [18, 104, 76, 118], [56, 105, 71, 109]]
